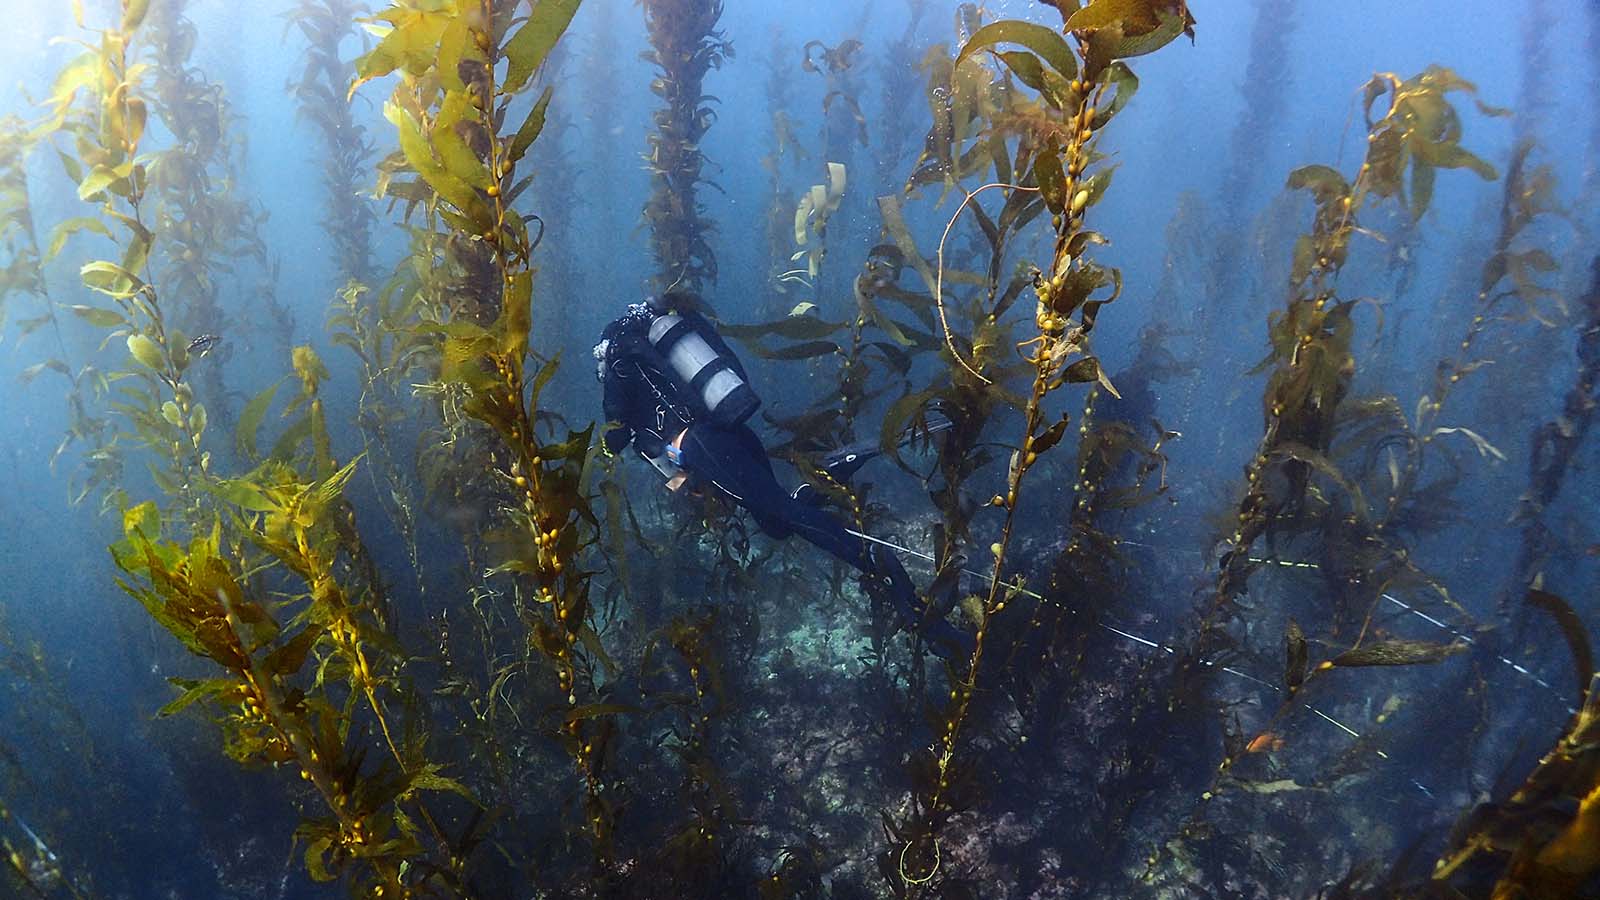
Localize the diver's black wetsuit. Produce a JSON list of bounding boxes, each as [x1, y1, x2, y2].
[[597, 297, 970, 656]]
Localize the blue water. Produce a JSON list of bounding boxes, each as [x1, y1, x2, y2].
[[1, 1, 1596, 897]]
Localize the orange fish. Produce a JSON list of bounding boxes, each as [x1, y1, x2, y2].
[[1246, 732, 1285, 753]]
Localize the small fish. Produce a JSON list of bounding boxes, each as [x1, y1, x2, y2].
[[187, 333, 222, 358], [1245, 732, 1285, 753]]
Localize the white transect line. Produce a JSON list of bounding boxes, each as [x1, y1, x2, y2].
[[1117, 540, 1569, 711], [847, 528, 1399, 769], [1242, 558, 1576, 715], [850, 527, 1575, 796], [13, 811, 56, 862]]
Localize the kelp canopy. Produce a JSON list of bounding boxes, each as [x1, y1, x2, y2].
[[0, 0, 1596, 898]]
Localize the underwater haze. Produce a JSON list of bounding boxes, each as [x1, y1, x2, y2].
[[1, 0, 1598, 897]]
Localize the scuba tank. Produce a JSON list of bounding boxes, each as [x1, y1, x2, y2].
[[644, 296, 761, 426]]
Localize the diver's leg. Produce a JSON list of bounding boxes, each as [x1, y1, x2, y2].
[[680, 424, 872, 569], [680, 424, 971, 657]]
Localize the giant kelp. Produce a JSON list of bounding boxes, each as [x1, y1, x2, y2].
[[1136, 66, 1565, 896], [143, 0, 273, 424], [1, 0, 1595, 897], [0, 603, 104, 900], [873, 0, 933, 197], [1429, 665, 1600, 897], [286, 0, 377, 284], [38, 4, 464, 895], [801, 36, 867, 203], [0, 118, 115, 501], [880, 2, 1195, 891], [288, 0, 434, 606], [0, 119, 40, 338], [1193, 67, 1505, 654], [758, 28, 809, 319], [1504, 255, 1600, 635], [640, 0, 730, 294], [354, 0, 626, 875], [1217, 0, 1295, 208]]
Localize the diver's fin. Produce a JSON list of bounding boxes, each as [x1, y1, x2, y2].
[[864, 543, 974, 661], [821, 415, 954, 485], [821, 444, 876, 484], [789, 482, 826, 508]]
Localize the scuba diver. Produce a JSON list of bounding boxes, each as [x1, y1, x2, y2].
[[595, 292, 972, 658]]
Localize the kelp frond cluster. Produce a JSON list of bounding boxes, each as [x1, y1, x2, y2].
[[641, 0, 730, 294]]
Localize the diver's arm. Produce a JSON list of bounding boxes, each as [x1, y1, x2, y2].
[[601, 358, 635, 454], [603, 346, 674, 459]]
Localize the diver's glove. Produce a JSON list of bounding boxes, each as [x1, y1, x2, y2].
[[603, 424, 633, 454]]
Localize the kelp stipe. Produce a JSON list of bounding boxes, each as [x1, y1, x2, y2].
[[286, 0, 377, 285], [355, 0, 623, 871], [110, 488, 466, 894], [143, 0, 273, 428], [641, 0, 729, 294], [325, 278, 432, 600], [0, 118, 115, 502], [1430, 668, 1600, 896], [1505, 255, 1600, 626], [1187, 66, 1507, 663], [31, 5, 466, 893], [0, 604, 102, 900], [1216, 0, 1295, 211], [1139, 68, 1519, 891], [0, 118, 40, 342], [758, 29, 808, 319], [873, 0, 932, 197], [881, 2, 1195, 890], [799, 35, 866, 264], [1423, 261, 1600, 895], [802, 37, 867, 163], [635, 612, 743, 890], [44, 0, 213, 525], [289, 0, 430, 601], [1374, 141, 1561, 552]]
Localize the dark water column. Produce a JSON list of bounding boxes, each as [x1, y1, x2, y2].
[[1504, 258, 1600, 631], [1586, 0, 1600, 210], [288, 0, 374, 285], [875, 0, 930, 197], [1216, 0, 1295, 210], [641, 0, 730, 295], [1516, 0, 1554, 149]]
